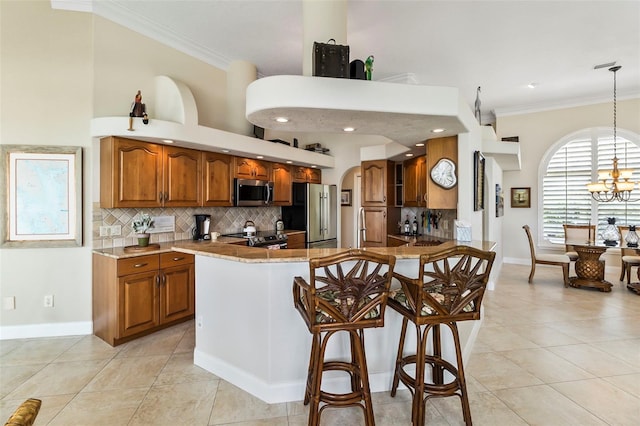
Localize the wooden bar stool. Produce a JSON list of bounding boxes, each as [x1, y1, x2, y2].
[[387, 246, 495, 425], [293, 249, 396, 426]]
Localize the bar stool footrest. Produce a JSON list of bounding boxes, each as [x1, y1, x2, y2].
[[398, 354, 462, 397]]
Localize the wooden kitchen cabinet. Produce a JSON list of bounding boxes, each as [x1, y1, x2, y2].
[[361, 160, 395, 207], [234, 157, 271, 180], [425, 136, 458, 209], [100, 136, 202, 208], [403, 155, 427, 207], [361, 207, 400, 247], [293, 166, 322, 183], [202, 151, 234, 206], [285, 231, 306, 249], [93, 251, 195, 346], [272, 163, 293, 205]]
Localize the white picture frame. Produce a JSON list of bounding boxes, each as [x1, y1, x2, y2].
[[1, 145, 83, 247]]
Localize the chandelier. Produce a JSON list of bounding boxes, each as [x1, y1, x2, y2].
[[587, 65, 637, 202]]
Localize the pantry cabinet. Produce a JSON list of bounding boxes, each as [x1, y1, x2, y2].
[[361, 160, 395, 207], [92, 251, 195, 346], [293, 166, 322, 184], [272, 163, 293, 206], [234, 157, 271, 180], [202, 152, 234, 206], [100, 136, 202, 208], [403, 155, 427, 207]]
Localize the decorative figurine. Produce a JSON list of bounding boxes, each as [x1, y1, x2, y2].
[[365, 55, 374, 80], [128, 90, 148, 130], [474, 86, 482, 125]]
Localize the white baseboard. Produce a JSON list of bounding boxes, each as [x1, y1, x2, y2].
[[0, 321, 92, 340]]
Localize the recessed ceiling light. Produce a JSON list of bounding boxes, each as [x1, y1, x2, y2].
[[163, 139, 174, 144], [275, 117, 288, 123], [415, 143, 425, 147], [222, 149, 230, 153], [311, 165, 317, 168], [343, 127, 355, 132], [527, 82, 538, 89], [286, 160, 293, 164], [257, 155, 264, 159], [405, 153, 414, 157], [431, 128, 445, 133]]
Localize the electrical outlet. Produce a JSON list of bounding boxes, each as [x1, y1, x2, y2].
[[44, 295, 54, 308], [111, 225, 121, 236], [3, 296, 15, 310], [99, 226, 110, 237]]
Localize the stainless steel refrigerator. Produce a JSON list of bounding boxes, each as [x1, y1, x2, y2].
[[282, 182, 337, 248]]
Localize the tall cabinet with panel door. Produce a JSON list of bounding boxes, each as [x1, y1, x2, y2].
[[360, 160, 400, 247]]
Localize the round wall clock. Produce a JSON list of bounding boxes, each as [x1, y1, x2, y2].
[[430, 158, 457, 189]]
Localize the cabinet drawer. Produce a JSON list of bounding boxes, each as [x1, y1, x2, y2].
[[117, 255, 159, 277], [160, 252, 194, 268]]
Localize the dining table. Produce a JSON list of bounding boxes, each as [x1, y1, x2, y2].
[[564, 239, 614, 292]]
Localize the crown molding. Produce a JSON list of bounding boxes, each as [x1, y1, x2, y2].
[[50, 0, 92, 12], [494, 91, 640, 118]]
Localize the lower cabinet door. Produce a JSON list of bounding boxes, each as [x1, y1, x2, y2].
[[118, 271, 160, 337], [160, 264, 195, 323]]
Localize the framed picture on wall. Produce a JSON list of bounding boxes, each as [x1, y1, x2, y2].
[[1, 145, 83, 248], [340, 189, 352, 206], [473, 151, 485, 211], [511, 187, 531, 208], [496, 184, 504, 217]]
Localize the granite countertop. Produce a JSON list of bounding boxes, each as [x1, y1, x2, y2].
[[93, 231, 494, 263], [171, 239, 496, 263]]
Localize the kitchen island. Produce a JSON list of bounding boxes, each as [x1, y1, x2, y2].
[[171, 239, 495, 404]]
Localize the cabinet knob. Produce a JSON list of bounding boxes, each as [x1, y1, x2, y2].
[[172, 257, 184, 261], [134, 263, 148, 268]]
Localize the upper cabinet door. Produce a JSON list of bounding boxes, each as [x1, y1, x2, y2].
[[234, 158, 271, 180], [202, 152, 233, 206], [272, 163, 293, 206], [403, 155, 426, 207], [163, 146, 202, 207], [293, 166, 322, 183], [362, 160, 394, 206], [101, 137, 163, 208]]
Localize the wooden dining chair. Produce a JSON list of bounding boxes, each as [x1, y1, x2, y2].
[[617, 226, 640, 284], [563, 223, 596, 274], [523, 225, 570, 287], [4, 398, 41, 426]]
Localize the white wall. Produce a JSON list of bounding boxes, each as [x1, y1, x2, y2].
[[0, 1, 233, 337], [0, 1, 94, 335], [497, 99, 640, 264]]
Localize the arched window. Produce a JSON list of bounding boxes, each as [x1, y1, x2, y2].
[[541, 128, 640, 245]]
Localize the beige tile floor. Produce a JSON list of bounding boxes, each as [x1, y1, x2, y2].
[[1, 264, 639, 425]]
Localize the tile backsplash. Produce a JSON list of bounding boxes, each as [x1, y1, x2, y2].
[[93, 203, 282, 249], [399, 207, 456, 240]]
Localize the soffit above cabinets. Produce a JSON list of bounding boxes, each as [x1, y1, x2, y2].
[[90, 75, 334, 168], [480, 126, 521, 171], [246, 75, 469, 146]]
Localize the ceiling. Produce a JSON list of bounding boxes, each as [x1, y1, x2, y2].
[[62, 0, 640, 121]]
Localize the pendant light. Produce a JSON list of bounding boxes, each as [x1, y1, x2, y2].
[[587, 66, 637, 202]]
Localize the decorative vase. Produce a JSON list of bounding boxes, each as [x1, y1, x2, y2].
[[625, 225, 639, 248], [601, 217, 620, 246], [136, 233, 150, 247]]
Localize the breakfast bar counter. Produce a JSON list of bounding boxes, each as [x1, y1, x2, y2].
[[170, 240, 495, 404]]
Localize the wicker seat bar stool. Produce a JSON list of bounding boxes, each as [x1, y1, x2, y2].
[[387, 246, 495, 426], [293, 249, 396, 426]]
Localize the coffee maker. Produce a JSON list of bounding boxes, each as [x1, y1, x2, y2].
[[193, 214, 211, 240]]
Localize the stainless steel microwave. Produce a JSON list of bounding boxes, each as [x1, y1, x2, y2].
[[234, 178, 274, 206]]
